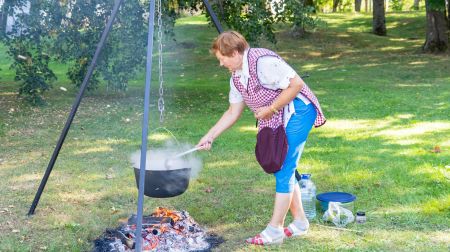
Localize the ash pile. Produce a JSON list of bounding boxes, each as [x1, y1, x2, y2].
[[93, 207, 224, 252]]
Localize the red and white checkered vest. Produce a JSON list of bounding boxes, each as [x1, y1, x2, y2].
[[232, 48, 326, 131]]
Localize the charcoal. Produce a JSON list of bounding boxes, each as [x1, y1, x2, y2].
[[127, 214, 173, 226], [93, 231, 127, 252], [93, 209, 224, 251], [205, 233, 225, 250]]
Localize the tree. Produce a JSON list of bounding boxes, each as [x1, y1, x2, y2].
[[333, 0, 341, 12], [447, 0, 449, 28], [210, 0, 277, 44], [2, 0, 172, 103], [391, 0, 404, 10], [0, 2, 6, 37], [355, 0, 362, 12], [273, 0, 318, 38], [422, 0, 448, 52], [3, 0, 57, 104], [412, 0, 421, 10], [372, 0, 386, 35], [0, 0, 26, 38], [4, 0, 320, 104], [55, 0, 148, 91], [303, 0, 317, 13]]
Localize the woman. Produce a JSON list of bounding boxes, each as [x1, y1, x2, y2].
[[197, 31, 325, 245]]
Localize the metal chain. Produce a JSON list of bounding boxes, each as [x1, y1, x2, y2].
[[157, 0, 164, 123]]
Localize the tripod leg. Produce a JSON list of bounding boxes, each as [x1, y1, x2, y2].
[[27, 0, 124, 216], [135, 0, 156, 251], [202, 0, 223, 33]]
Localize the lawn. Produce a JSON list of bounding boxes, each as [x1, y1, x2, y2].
[[0, 12, 449, 251]]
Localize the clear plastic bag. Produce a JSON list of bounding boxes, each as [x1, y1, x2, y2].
[[322, 201, 355, 227]]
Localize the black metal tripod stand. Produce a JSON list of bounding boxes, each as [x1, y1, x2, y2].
[[27, 0, 223, 251]]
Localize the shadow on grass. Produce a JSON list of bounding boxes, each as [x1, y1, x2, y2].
[[1, 87, 448, 251]]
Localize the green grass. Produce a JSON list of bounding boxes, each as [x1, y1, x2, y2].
[[0, 12, 449, 251]]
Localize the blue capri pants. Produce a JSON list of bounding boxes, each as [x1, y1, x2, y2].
[[274, 98, 317, 193]]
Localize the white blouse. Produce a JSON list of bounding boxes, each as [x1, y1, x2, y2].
[[229, 49, 310, 127]]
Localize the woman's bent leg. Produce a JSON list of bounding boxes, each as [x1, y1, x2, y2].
[[269, 192, 293, 228], [271, 100, 317, 228], [247, 100, 316, 244]]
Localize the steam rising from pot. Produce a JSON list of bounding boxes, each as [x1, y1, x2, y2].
[[130, 143, 203, 179]]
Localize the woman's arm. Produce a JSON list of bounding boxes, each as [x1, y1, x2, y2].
[[255, 74, 304, 120], [197, 101, 245, 150]]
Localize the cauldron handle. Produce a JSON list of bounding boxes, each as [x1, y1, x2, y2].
[[148, 127, 181, 146]]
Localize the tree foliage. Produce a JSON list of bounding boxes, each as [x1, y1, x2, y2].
[[208, 0, 277, 45], [273, 0, 318, 38], [3, 0, 57, 104], [2, 0, 180, 104], [205, 0, 317, 44], [9, 41, 56, 104], [391, 0, 404, 11], [2, 0, 318, 104], [54, 0, 148, 91]]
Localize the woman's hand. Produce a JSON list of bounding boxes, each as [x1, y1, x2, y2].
[[254, 106, 274, 120], [196, 134, 214, 151]]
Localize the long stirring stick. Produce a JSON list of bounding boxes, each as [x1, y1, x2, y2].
[[165, 146, 201, 169], [173, 146, 201, 159]]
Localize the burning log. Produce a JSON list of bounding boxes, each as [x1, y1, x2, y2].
[[93, 207, 224, 252]]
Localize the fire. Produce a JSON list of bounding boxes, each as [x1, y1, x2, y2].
[[159, 225, 169, 234], [143, 235, 159, 250], [152, 207, 182, 222], [93, 208, 223, 251]]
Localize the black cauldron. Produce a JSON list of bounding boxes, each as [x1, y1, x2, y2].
[[134, 167, 191, 198]]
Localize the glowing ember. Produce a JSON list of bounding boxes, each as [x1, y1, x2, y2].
[[153, 207, 182, 222], [94, 208, 224, 252]]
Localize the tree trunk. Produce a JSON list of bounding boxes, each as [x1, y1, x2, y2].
[[365, 0, 369, 12], [333, 0, 341, 12], [355, 0, 362, 11], [304, 0, 316, 13], [447, 0, 450, 28], [0, 1, 10, 37], [373, 0, 386, 35], [413, 0, 420, 10], [216, 0, 225, 21], [422, 2, 448, 52], [291, 25, 307, 38]]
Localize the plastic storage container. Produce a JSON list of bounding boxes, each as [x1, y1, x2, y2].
[[316, 192, 356, 212], [300, 173, 317, 220]]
